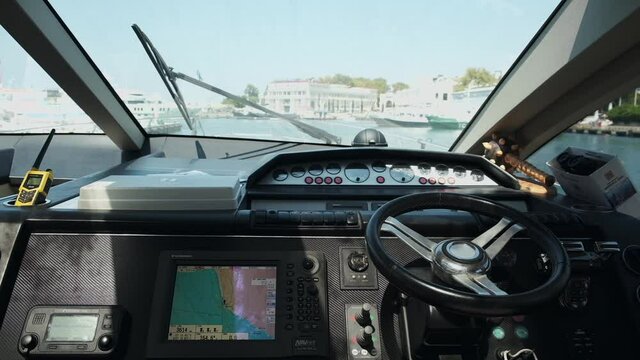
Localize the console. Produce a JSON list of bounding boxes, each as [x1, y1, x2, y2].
[[146, 250, 329, 359]]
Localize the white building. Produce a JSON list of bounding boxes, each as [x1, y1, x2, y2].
[[380, 75, 456, 110], [380, 75, 495, 122], [262, 80, 378, 118]]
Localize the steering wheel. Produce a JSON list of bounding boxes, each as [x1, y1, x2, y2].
[[366, 193, 570, 316]]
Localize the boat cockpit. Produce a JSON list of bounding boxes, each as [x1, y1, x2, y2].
[[1, 1, 640, 359]]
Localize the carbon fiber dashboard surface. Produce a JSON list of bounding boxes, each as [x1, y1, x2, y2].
[[0, 233, 419, 359]]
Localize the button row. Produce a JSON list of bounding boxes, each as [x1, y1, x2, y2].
[[254, 210, 359, 226]]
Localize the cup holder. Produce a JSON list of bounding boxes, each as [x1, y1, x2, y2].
[[3, 198, 51, 207]]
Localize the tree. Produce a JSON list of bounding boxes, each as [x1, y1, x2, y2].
[[244, 84, 260, 103], [454, 67, 499, 92], [222, 97, 244, 108], [392, 82, 409, 92], [317, 74, 390, 94], [222, 83, 261, 108]]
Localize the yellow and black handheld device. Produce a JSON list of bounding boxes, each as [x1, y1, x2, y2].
[[15, 129, 55, 207]]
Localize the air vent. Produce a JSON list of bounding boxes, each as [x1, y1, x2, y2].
[[528, 212, 583, 225]]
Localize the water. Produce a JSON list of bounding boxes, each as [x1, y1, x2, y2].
[[195, 117, 639, 185], [196, 117, 459, 150]]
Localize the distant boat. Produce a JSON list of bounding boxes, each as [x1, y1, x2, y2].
[[427, 114, 468, 129], [368, 108, 430, 127]]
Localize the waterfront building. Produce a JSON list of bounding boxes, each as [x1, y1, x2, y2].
[[262, 80, 378, 118]]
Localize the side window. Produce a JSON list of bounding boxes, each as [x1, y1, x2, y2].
[[0, 27, 101, 134], [528, 87, 640, 186]]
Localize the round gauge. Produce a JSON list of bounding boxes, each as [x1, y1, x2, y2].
[[371, 161, 387, 173], [290, 166, 305, 178], [326, 163, 341, 175], [471, 169, 484, 182], [272, 169, 288, 181], [308, 164, 323, 176], [417, 163, 431, 176], [435, 164, 449, 176], [389, 164, 415, 183], [344, 163, 370, 183], [453, 166, 467, 178]]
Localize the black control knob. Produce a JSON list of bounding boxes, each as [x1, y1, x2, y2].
[[357, 325, 374, 349], [302, 257, 315, 271], [98, 335, 113, 351], [348, 251, 369, 272], [20, 334, 38, 351], [355, 303, 372, 327]]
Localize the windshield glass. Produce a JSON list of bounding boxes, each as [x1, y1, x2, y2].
[[48, 0, 558, 148]]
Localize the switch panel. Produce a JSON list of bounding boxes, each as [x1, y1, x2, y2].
[[340, 247, 378, 290], [345, 303, 381, 360]]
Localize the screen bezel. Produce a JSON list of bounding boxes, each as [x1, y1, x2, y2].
[[147, 251, 293, 359], [167, 264, 277, 341]]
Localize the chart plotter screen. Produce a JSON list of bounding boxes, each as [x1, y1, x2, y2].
[[168, 265, 277, 341]]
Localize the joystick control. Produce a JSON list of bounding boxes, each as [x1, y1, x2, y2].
[[357, 326, 374, 349], [355, 303, 372, 327], [346, 303, 380, 359]]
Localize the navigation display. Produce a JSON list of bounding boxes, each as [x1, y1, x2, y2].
[[168, 265, 277, 341]]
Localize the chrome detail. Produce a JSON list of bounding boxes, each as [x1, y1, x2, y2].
[[485, 223, 525, 259], [472, 218, 511, 247]]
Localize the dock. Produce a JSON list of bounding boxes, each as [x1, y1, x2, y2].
[[568, 124, 640, 137]]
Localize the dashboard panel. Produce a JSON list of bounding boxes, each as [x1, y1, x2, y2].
[[259, 160, 498, 186]]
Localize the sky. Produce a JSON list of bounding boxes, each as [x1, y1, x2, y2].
[[3, 0, 560, 104]]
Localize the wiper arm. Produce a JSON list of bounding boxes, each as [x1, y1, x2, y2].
[[172, 72, 341, 145], [132, 25, 341, 144], [132, 24, 199, 134]]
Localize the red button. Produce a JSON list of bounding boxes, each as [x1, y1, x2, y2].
[[419, 177, 427, 185], [314, 177, 323, 184], [324, 177, 333, 184], [376, 176, 385, 184], [304, 176, 313, 184], [334, 176, 343, 184], [428, 177, 437, 184]]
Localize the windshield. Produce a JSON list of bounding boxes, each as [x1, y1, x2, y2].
[[42, 0, 558, 148]]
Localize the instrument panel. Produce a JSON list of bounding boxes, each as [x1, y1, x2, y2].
[[259, 161, 498, 186]]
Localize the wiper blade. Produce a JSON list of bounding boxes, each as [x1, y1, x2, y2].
[[132, 24, 198, 134], [131, 25, 341, 144]]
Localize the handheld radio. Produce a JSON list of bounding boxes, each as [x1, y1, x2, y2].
[[15, 129, 56, 207]]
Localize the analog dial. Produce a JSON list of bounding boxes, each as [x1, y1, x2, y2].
[[344, 163, 370, 183], [389, 164, 415, 183]]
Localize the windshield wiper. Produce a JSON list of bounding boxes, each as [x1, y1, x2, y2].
[[132, 24, 341, 144]]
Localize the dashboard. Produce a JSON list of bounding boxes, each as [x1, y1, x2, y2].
[[1, 147, 639, 360], [249, 148, 516, 190], [259, 160, 498, 186]]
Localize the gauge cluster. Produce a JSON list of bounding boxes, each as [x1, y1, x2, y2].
[[259, 160, 498, 186]]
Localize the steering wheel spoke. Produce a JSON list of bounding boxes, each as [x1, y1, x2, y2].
[[471, 218, 512, 247], [381, 216, 436, 262], [484, 223, 525, 259], [452, 273, 508, 296]]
